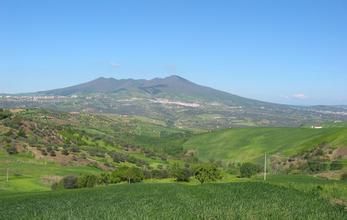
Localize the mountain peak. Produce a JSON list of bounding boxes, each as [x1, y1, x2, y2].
[[164, 75, 188, 81]]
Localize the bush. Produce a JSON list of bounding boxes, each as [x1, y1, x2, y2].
[[50, 151, 56, 157], [71, 146, 80, 153], [170, 163, 192, 182], [195, 164, 222, 184], [240, 162, 260, 178], [341, 172, 347, 181], [17, 129, 26, 138], [6, 146, 18, 155], [78, 174, 98, 188], [46, 146, 53, 152], [0, 109, 12, 120], [61, 176, 79, 189], [307, 161, 328, 173], [40, 149, 48, 156], [62, 149, 69, 156], [99, 173, 111, 185], [330, 161, 343, 171]]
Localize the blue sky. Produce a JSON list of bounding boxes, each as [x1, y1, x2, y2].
[[0, 0, 346, 105]]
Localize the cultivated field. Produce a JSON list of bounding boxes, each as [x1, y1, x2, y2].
[[0, 182, 345, 220]]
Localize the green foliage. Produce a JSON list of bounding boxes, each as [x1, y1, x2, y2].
[[330, 161, 343, 171], [240, 162, 260, 178], [0, 183, 345, 219], [61, 149, 69, 156], [78, 174, 98, 188], [111, 166, 144, 183], [341, 172, 347, 181], [17, 129, 26, 138], [194, 163, 222, 184], [98, 173, 111, 185], [169, 163, 192, 182], [0, 109, 12, 120], [144, 169, 169, 179], [307, 161, 328, 173], [61, 176, 79, 189], [6, 146, 18, 155]]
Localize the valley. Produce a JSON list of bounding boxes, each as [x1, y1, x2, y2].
[[0, 78, 346, 219]]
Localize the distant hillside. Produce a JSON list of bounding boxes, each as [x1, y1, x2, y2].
[[183, 127, 347, 163], [1, 76, 346, 130]]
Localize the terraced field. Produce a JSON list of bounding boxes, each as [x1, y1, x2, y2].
[[183, 127, 347, 162], [0, 182, 345, 220]]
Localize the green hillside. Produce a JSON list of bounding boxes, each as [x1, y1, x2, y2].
[[183, 127, 347, 163], [2, 76, 346, 130], [1, 183, 345, 219]]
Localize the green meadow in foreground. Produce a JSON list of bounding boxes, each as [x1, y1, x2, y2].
[[0, 183, 345, 220]]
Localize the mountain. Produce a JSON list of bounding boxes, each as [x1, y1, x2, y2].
[[38, 75, 255, 104], [1, 75, 346, 130]]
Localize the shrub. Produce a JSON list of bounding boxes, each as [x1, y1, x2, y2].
[[0, 109, 12, 120], [62, 149, 69, 156], [50, 151, 56, 157], [170, 163, 192, 182], [6, 146, 18, 155], [307, 161, 328, 173], [61, 176, 79, 189], [17, 129, 26, 138], [78, 174, 98, 188], [195, 164, 222, 184], [341, 172, 347, 181], [240, 162, 260, 178], [40, 149, 48, 156], [46, 146, 53, 152], [330, 161, 343, 171], [99, 173, 111, 185], [71, 146, 80, 153], [5, 130, 14, 137]]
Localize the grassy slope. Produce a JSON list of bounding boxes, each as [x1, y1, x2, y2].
[[0, 109, 192, 193], [183, 127, 347, 162], [0, 182, 345, 220], [0, 150, 100, 193]]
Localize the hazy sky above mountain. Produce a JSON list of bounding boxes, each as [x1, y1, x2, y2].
[[1, 0, 346, 105]]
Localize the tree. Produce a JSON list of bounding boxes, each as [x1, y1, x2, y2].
[[240, 162, 260, 178], [170, 163, 192, 182], [195, 164, 222, 184], [112, 166, 144, 184]]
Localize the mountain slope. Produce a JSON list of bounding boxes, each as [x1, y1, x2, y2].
[[1, 76, 346, 130]]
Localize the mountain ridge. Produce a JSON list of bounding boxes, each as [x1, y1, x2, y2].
[[1, 75, 346, 130]]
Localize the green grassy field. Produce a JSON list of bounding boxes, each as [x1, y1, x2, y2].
[[252, 174, 347, 203], [0, 182, 345, 220], [183, 127, 347, 162], [0, 150, 101, 193]]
